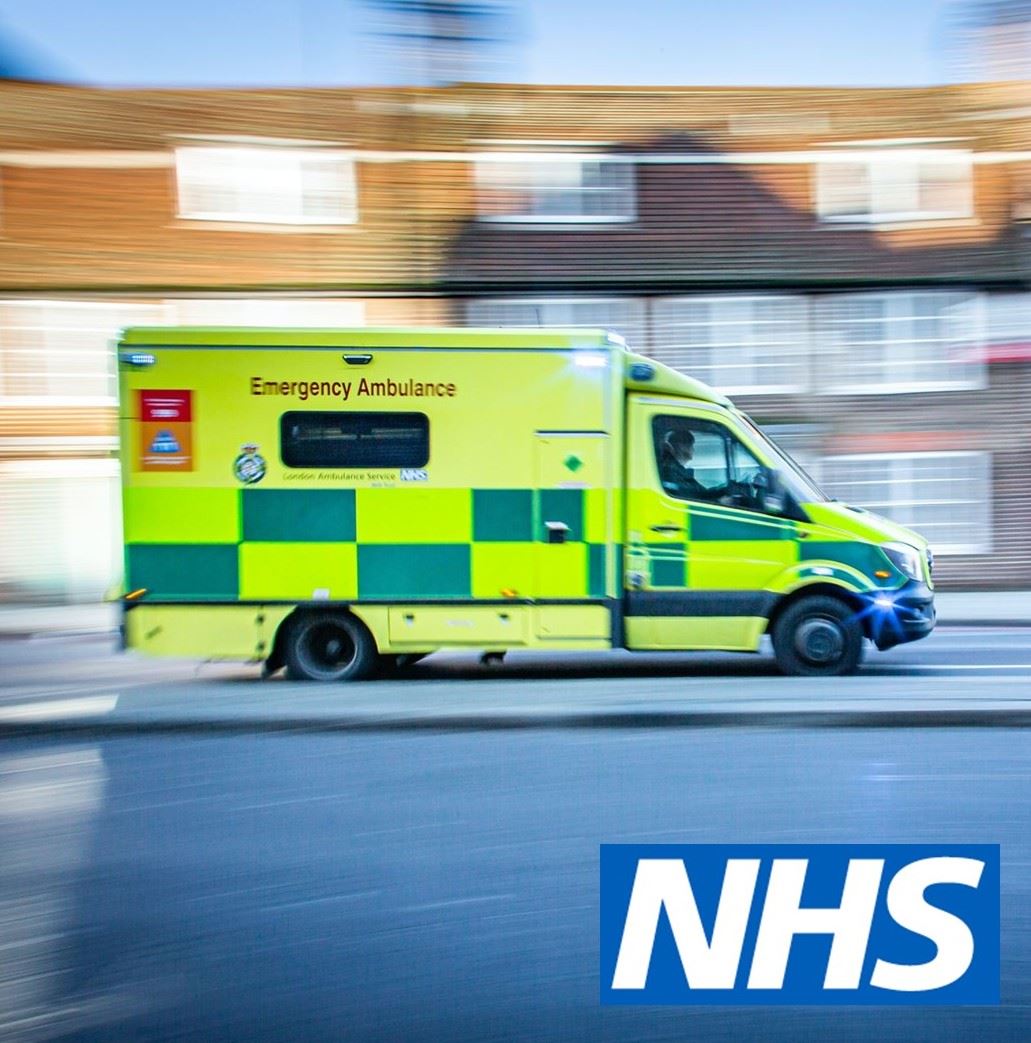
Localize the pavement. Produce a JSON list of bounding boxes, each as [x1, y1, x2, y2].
[[0, 601, 120, 638], [2, 591, 1031, 640]]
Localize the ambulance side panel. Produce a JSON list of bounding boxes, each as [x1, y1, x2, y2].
[[119, 342, 623, 658]]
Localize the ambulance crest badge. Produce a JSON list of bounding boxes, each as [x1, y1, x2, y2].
[[233, 443, 266, 485]]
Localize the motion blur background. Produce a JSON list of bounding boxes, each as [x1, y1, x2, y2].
[[0, 0, 1028, 601]]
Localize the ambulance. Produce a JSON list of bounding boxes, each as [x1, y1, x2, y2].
[[116, 327, 935, 679]]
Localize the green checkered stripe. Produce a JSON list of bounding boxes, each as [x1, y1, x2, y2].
[[638, 506, 893, 590], [124, 487, 612, 602]]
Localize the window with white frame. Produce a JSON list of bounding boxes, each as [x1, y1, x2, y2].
[[474, 155, 635, 222], [651, 296, 808, 394], [171, 298, 365, 327], [816, 291, 985, 393], [986, 292, 1031, 354], [819, 451, 991, 555], [816, 149, 973, 224], [175, 147, 358, 225], [465, 297, 645, 348], [0, 300, 169, 404]]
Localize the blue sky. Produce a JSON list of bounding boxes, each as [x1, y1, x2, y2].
[[0, 0, 960, 88]]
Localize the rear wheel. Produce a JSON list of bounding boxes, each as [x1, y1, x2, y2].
[[285, 613, 377, 682], [771, 595, 863, 677]]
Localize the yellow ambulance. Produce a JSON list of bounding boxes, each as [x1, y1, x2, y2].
[[117, 327, 935, 679]]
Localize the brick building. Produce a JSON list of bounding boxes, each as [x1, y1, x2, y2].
[[0, 79, 1028, 597]]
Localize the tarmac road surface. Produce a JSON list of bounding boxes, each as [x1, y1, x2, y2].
[[0, 629, 1029, 1041]]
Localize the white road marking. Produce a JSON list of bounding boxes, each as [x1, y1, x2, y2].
[[0, 696, 118, 723], [869, 773, 1031, 781], [0, 678, 179, 700], [0, 750, 102, 774], [878, 664, 1031, 671]]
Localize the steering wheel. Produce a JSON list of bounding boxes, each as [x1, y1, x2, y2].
[[730, 468, 767, 508]]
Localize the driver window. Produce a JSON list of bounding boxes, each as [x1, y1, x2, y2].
[[729, 438, 769, 512], [652, 415, 730, 504], [730, 438, 763, 484], [653, 415, 773, 513]]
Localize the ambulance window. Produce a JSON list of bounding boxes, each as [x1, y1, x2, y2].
[[280, 411, 429, 468], [653, 415, 731, 503]]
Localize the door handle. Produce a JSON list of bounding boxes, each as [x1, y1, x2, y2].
[[650, 524, 684, 534]]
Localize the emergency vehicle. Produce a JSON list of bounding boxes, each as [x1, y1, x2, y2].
[[117, 327, 935, 678]]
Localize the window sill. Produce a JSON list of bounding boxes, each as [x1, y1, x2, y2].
[[922, 545, 991, 557], [474, 215, 636, 227], [0, 397, 118, 407], [817, 216, 979, 232], [174, 218, 358, 234], [710, 385, 809, 397], [820, 382, 987, 396]]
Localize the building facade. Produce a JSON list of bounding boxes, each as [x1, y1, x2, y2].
[[0, 80, 1028, 597]]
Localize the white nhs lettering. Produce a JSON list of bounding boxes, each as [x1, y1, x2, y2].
[[611, 856, 984, 992]]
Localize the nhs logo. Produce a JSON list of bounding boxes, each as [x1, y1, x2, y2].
[[600, 844, 999, 1005]]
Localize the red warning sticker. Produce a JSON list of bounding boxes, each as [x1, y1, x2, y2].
[[140, 390, 192, 423], [138, 390, 193, 471]]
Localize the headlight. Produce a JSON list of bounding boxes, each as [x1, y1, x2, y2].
[[881, 542, 922, 582]]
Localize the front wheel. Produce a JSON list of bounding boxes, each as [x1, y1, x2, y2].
[[285, 613, 377, 682], [771, 596, 863, 677]]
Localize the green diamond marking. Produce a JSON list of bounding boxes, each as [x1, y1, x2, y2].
[[564, 455, 584, 473]]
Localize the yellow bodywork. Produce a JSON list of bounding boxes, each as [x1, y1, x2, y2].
[[116, 326, 929, 664]]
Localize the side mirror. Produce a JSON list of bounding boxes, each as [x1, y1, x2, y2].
[[758, 469, 786, 516]]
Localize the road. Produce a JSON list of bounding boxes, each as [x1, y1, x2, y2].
[[0, 629, 1030, 1041], [3, 627, 1031, 729]]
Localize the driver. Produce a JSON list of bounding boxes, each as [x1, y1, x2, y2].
[[659, 427, 720, 501]]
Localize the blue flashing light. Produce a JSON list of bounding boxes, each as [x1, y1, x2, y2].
[[121, 352, 156, 367]]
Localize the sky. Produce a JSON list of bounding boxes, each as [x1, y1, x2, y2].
[[0, 0, 963, 89]]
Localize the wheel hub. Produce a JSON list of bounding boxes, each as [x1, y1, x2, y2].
[[795, 617, 845, 664], [306, 623, 355, 672]]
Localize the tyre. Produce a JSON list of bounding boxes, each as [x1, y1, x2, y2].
[[771, 595, 864, 677], [284, 613, 377, 682]]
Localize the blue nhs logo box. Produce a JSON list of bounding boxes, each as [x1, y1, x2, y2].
[[600, 844, 999, 1005]]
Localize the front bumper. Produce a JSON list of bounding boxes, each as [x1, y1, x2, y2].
[[859, 580, 936, 651]]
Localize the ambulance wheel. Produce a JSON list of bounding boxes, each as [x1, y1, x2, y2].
[[772, 595, 863, 677], [285, 612, 377, 682]]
